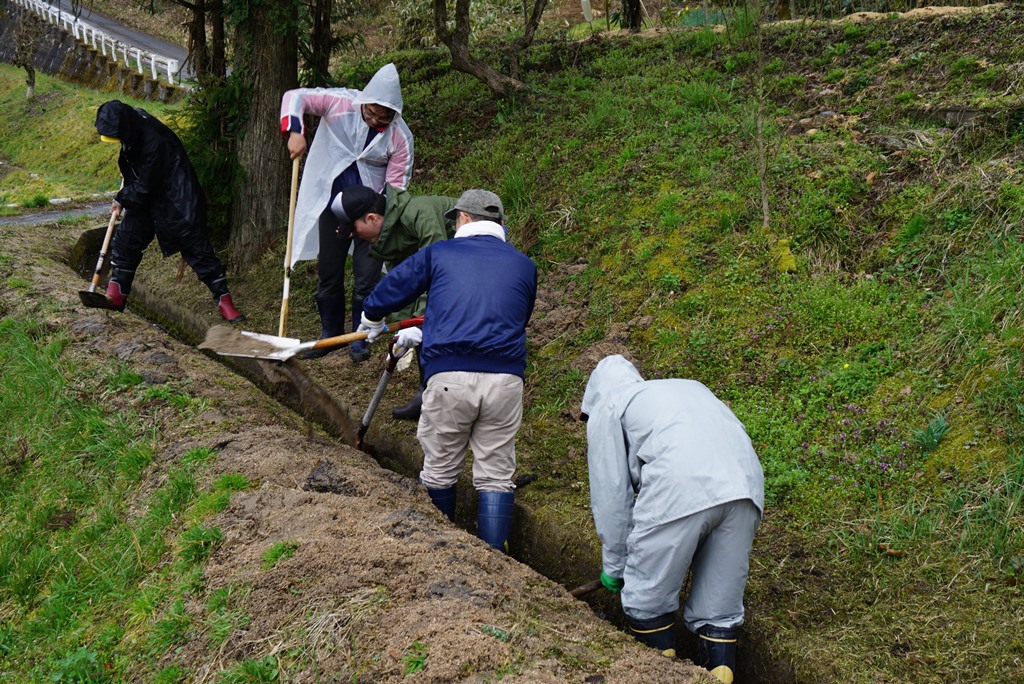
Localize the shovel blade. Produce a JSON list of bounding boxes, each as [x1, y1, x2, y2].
[[198, 326, 307, 361], [78, 290, 113, 309]]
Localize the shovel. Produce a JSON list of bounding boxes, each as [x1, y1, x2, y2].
[[356, 337, 408, 450], [200, 315, 424, 362], [78, 209, 119, 308]]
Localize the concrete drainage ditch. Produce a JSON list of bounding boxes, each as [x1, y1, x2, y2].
[[70, 224, 797, 684]]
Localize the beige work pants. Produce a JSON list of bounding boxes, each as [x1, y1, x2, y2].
[[416, 371, 523, 492]]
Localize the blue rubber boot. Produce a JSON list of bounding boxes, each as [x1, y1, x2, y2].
[[349, 309, 371, 362], [305, 295, 346, 360], [427, 485, 457, 522], [477, 490, 514, 553]]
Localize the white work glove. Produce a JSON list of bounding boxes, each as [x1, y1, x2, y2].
[[357, 312, 387, 343], [395, 326, 422, 350], [395, 348, 415, 373]]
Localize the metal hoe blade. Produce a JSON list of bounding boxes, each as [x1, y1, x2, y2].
[[79, 290, 115, 309]]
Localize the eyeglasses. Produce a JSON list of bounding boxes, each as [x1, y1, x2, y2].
[[362, 104, 395, 127]]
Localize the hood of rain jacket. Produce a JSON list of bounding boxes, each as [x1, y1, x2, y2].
[[582, 355, 765, 577]]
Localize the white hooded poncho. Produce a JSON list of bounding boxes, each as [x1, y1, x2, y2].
[[280, 63, 415, 267]]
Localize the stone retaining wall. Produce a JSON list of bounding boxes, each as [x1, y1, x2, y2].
[[0, 4, 184, 103]]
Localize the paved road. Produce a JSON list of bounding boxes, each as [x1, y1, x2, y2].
[[72, 4, 192, 82], [0, 201, 110, 227]]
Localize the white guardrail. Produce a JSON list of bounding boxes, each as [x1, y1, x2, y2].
[[12, 0, 180, 85]]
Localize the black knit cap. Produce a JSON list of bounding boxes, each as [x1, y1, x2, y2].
[[331, 185, 382, 229]]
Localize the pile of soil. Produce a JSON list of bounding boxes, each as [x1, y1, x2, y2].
[[1, 217, 712, 682]]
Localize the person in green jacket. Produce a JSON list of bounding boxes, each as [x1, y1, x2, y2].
[[332, 184, 457, 420]]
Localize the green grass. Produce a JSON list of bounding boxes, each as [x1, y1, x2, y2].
[[0, 315, 249, 682], [393, 10, 1024, 680], [261, 540, 300, 570], [0, 66, 176, 211], [3, 4, 1024, 681], [402, 641, 428, 675]]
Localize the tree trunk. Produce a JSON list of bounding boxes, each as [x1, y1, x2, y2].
[[190, 0, 209, 79], [308, 0, 333, 86], [506, 0, 550, 81], [228, 1, 299, 270], [433, 0, 526, 98], [13, 7, 43, 98], [623, 0, 642, 30], [209, 0, 226, 79]]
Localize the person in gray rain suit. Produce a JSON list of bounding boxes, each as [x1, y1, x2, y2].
[[580, 355, 764, 684]]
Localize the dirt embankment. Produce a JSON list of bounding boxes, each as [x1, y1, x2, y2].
[[2, 217, 713, 682]]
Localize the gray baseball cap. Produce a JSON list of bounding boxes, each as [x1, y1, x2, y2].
[[444, 189, 505, 222]]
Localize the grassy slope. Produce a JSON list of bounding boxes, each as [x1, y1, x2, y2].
[[0, 313, 253, 683], [0, 69, 177, 209], [388, 9, 1024, 681], [2, 4, 1024, 681]]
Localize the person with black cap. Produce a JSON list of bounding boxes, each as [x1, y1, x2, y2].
[[580, 354, 764, 683], [280, 63, 414, 362], [93, 100, 245, 322], [357, 189, 536, 554], [332, 183, 458, 419]]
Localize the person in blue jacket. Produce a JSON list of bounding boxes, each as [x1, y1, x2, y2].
[[580, 355, 764, 683], [358, 189, 537, 554]]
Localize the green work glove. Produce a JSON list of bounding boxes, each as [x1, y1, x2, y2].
[[600, 571, 624, 593]]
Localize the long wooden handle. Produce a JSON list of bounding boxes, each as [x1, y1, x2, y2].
[[279, 156, 300, 337], [569, 579, 603, 598], [308, 316, 425, 352], [88, 211, 119, 291]]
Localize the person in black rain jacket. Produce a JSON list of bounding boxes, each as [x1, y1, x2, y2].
[[94, 100, 244, 322]]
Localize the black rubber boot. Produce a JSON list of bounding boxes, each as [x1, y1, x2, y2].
[[349, 308, 370, 363], [695, 625, 738, 683], [426, 485, 457, 521], [477, 490, 514, 553], [626, 613, 677, 658], [305, 295, 346, 360], [392, 389, 423, 421], [393, 361, 424, 421]]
